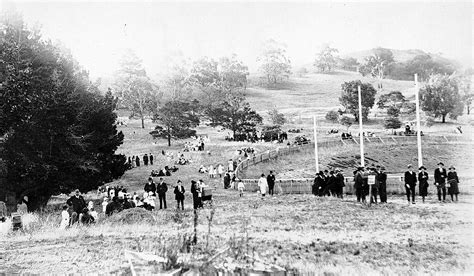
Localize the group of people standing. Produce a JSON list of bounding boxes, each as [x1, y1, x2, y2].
[[128, 153, 154, 168], [313, 169, 346, 199], [353, 166, 388, 204], [404, 162, 460, 204]]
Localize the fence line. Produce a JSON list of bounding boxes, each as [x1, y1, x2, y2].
[[234, 135, 473, 194]]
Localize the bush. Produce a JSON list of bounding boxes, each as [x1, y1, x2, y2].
[[383, 116, 402, 130], [325, 110, 340, 123]]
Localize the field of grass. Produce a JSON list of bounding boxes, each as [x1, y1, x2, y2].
[[2, 191, 473, 274], [1, 71, 473, 274]]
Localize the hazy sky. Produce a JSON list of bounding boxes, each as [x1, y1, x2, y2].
[[3, 1, 473, 79]]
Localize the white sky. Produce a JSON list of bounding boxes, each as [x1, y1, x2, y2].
[[3, 0, 473, 79]]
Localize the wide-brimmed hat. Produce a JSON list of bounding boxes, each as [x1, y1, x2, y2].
[[438, 162, 444, 166], [407, 164, 413, 168], [419, 166, 426, 170]]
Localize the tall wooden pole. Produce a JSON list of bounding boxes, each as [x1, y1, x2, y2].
[[313, 115, 319, 173], [415, 74, 423, 168], [358, 86, 365, 167]]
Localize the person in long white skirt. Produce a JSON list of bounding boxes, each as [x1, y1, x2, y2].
[[258, 174, 268, 197], [59, 205, 70, 229]]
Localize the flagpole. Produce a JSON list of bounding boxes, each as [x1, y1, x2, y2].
[[415, 74, 423, 168], [358, 86, 365, 167], [313, 115, 319, 172]]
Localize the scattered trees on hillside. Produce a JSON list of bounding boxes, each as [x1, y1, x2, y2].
[[257, 39, 291, 87], [151, 101, 200, 146], [420, 74, 463, 123], [339, 80, 377, 121], [359, 48, 394, 89], [313, 45, 339, 73], [114, 50, 156, 129], [0, 14, 126, 211], [268, 107, 287, 126]]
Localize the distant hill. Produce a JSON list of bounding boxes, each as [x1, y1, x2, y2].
[[343, 48, 460, 68]]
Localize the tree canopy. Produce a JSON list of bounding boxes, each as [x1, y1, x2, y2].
[[420, 74, 463, 123], [0, 14, 126, 211], [206, 94, 262, 136], [257, 39, 291, 87], [313, 45, 339, 73], [114, 49, 156, 129], [151, 101, 200, 146], [339, 80, 377, 121]]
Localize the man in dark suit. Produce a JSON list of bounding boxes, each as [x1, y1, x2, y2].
[[157, 178, 168, 209], [404, 164, 417, 204], [267, 171, 276, 196], [434, 162, 448, 202], [144, 177, 156, 196], [377, 166, 388, 203], [66, 189, 86, 225], [354, 167, 365, 203]]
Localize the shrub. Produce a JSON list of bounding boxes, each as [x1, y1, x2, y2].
[[325, 110, 340, 123]]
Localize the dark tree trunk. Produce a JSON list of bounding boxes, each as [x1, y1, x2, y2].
[[442, 114, 446, 123], [141, 116, 145, 129], [468, 106, 470, 115], [167, 127, 171, 146]]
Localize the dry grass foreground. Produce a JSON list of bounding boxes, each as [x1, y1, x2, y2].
[[1, 189, 473, 275]]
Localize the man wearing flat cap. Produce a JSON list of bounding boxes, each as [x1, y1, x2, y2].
[[434, 162, 447, 202], [418, 166, 429, 203], [404, 164, 417, 204]]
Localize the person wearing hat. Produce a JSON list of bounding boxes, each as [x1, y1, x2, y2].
[[335, 169, 345, 199], [434, 162, 448, 202], [447, 166, 460, 202], [144, 177, 156, 196], [315, 171, 326, 197], [377, 166, 388, 203], [66, 189, 87, 225], [190, 180, 200, 209], [174, 180, 186, 210], [267, 171, 276, 196], [418, 166, 429, 203], [157, 178, 168, 209], [367, 167, 379, 204], [354, 167, 365, 203], [404, 164, 417, 204]]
